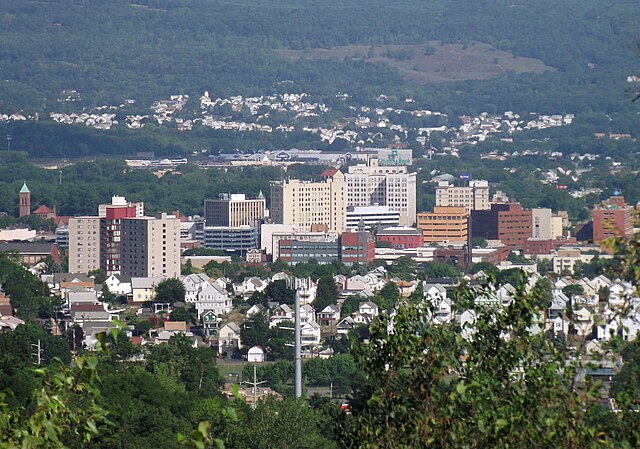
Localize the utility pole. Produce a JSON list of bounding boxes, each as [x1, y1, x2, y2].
[[31, 339, 41, 365], [242, 364, 266, 409], [294, 287, 302, 398]]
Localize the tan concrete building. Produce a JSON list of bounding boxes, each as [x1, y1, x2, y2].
[[69, 217, 102, 273], [270, 169, 346, 233], [435, 180, 490, 212], [417, 207, 469, 244], [204, 193, 266, 227], [345, 158, 416, 226], [120, 213, 180, 278]]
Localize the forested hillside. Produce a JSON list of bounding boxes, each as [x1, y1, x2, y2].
[[0, 0, 638, 114]]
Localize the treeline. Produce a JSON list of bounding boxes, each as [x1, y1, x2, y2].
[[0, 0, 637, 116]]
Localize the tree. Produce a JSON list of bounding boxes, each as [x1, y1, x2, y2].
[[315, 276, 339, 311], [375, 282, 400, 312], [241, 310, 270, 348], [154, 278, 186, 305], [264, 280, 295, 305], [470, 261, 499, 277], [562, 284, 585, 298], [146, 334, 222, 396], [338, 287, 624, 448], [228, 397, 336, 449], [422, 261, 461, 279]]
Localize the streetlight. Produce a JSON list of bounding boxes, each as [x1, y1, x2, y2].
[[6, 134, 11, 152]]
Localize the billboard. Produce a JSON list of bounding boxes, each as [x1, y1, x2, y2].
[[377, 149, 412, 166], [459, 173, 472, 181]]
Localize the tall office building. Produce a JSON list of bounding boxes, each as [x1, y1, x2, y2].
[[435, 180, 490, 212], [204, 193, 266, 227], [68, 217, 101, 273], [270, 169, 346, 233], [120, 213, 180, 278], [344, 156, 416, 226]]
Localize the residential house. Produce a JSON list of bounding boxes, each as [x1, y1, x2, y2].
[[246, 303, 266, 319], [104, 274, 132, 297], [182, 273, 213, 303], [336, 316, 356, 335], [131, 277, 164, 303], [270, 304, 294, 327], [218, 322, 242, 354], [301, 321, 321, 346], [234, 277, 268, 299], [195, 282, 232, 318], [0, 316, 24, 332], [201, 310, 221, 337], [359, 301, 379, 319], [316, 304, 340, 326]]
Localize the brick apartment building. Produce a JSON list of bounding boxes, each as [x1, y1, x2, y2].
[[471, 203, 532, 248]]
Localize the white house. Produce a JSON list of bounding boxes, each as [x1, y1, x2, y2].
[[246, 303, 267, 319], [247, 345, 266, 363], [196, 283, 232, 318], [182, 273, 213, 303], [316, 304, 340, 326], [104, 274, 132, 297], [359, 301, 379, 318], [301, 321, 321, 346]]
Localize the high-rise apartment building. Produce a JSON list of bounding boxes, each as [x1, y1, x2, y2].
[[270, 169, 346, 233], [69, 212, 180, 278], [435, 180, 490, 212], [68, 217, 102, 273], [592, 195, 635, 243], [100, 205, 137, 275], [120, 213, 180, 278], [204, 193, 266, 227], [345, 158, 416, 226], [417, 206, 469, 244]]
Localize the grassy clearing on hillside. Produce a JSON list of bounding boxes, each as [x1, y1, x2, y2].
[[277, 41, 555, 84]]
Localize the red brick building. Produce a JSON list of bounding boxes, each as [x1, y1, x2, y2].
[[592, 195, 634, 243], [376, 226, 423, 249], [340, 230, 375, 265], [471, 203, 532, 248]]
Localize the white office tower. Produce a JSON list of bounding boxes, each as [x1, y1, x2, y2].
[[344, 154, 416, 226]]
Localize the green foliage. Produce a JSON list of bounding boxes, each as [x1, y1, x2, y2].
[[314, 276, 339, 311], [495, 267, 527, 286], [146, 335, 223, 397], [374, 282, 400, 312], [338, 287, 628, 448], [562, 284, 586, 298], [422, 261, 461, 279], [0, 354, 109, 449], [241, 310, 271, 348], [170, 306, 197, 324], [228, 397, 336, 449], [264, 280, 295, 305], [155, 278, 187, 305]]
